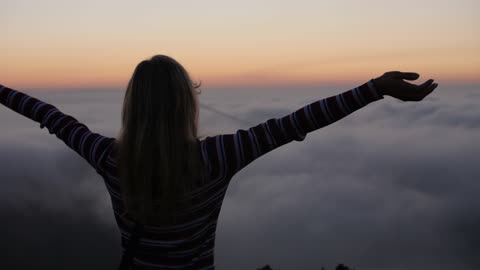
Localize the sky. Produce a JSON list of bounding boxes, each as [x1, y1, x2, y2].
[[1, 1, 479, 269], [1, 0, 479, 89], [0, 85, 479, 269]]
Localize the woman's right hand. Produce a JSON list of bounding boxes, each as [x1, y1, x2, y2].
[[373, 71, 438, 101]]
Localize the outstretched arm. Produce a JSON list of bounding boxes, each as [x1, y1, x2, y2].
[[200, 79, 384, 181], [0, 84, 115, 173], [202, 71, 438, 183]]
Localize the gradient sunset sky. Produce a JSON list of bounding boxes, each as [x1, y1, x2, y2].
[[2, 0, 479, 89]]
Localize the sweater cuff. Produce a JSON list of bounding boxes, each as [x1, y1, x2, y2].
[[367, 79, 384, 99], [354, 80, 385, 106]]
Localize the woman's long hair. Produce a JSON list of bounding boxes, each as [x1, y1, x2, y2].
[[117, 55, 207, 225]]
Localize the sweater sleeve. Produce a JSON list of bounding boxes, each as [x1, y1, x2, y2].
[[200, 80, 384, 181], [0, 84, 115, 173]]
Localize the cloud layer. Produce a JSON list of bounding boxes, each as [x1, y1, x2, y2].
[[1, 85, 479, 269]]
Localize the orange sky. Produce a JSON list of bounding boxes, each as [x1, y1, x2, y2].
[[1, 0, 479, 90]]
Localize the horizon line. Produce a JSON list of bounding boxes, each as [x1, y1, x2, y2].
[[4, 79, 479, 92]]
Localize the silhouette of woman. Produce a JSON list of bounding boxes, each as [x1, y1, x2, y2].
[[0, 55, 437, 269]]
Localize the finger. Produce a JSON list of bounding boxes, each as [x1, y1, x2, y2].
[[387, 71, 403, 78], [418, 79, 434, 90], [423, 83, 438, 96], [401, 72, 420, 80], [417, 83, 438, 100]]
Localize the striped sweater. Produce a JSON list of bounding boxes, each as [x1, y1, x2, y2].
[[0, 81, 384, 269]]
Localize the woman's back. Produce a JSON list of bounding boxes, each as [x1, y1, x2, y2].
[[103, 139, 224, 269], [94, 80, 384, 269]]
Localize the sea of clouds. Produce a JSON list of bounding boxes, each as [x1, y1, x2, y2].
[[0, 82, 479, 270]]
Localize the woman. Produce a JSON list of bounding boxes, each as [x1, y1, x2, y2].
[[0, 55, 438, 269]]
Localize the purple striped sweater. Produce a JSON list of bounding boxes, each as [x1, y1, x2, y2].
[[0, 81, 384, 269]]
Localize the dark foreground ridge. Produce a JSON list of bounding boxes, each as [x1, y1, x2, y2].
[[257, 263, 356, 270]]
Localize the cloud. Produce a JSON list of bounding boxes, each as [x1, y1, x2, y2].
[[0, 143, 121, 269], [1, 86, 479, 269]]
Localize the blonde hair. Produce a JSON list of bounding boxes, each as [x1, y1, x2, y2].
[[117, 55, 207, 225]]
